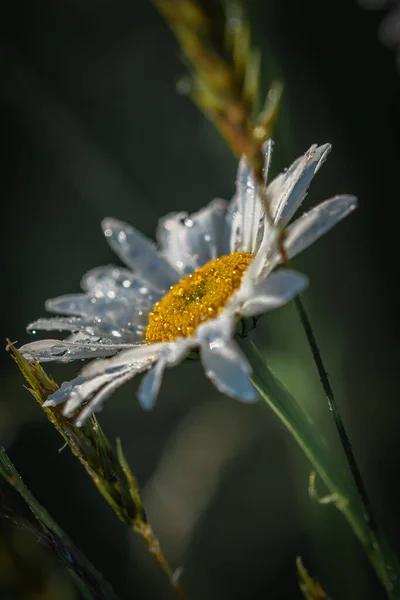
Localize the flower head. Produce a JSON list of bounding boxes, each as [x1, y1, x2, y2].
[[20, 143, 356, 424]]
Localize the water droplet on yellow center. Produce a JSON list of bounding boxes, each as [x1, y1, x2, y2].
[[145, 252, 253, 343]]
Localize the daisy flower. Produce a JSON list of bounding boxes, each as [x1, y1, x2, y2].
[[20, 142, 356, 424]]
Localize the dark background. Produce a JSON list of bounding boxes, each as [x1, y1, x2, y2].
[[1, 0, 400, 598]]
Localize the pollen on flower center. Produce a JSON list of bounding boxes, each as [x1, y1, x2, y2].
[[145, 252, 253, 343]]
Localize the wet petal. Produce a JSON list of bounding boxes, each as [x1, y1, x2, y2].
[[62, 346, 163, 421], [44, 375, 86, 406], [19, 339, 134, 363], [267, 144, 331, 228], [201, 339, 257, 402], [157, 199, 229, 273], [27, 317, 89, 333], [26, 315, 145, 344], [46, 294, 111, 318], [102, 218, 180, 293], [262, 139, 273, 183], [43, 349, 157, 423], [198, 316, 257, 402], [61, 367, 130, 416], [45, 371, 120, 409], [81, 265, 159, 303], [81, 342, 164, 379], [239, 222, 278, 283], [284, 195, 357, 259], [75, 368, 141, 425], [235, 156, 260, 252], [240, 269, 308, 317], [137, 339, 191, 410], [46, 291, 149, 319], [45, 291, 150, 342], [137, 359, 166, 410], [44, 363, 147, 425], [230, 145, 272, 254]]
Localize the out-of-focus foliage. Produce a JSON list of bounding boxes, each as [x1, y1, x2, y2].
[[0, 517, 77, 600], [0, 446, 119, 600], [358, 0, 400, 71]]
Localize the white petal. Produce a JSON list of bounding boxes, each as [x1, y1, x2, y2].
[[19, 339, 130, 363], [44, 353, 156, 423], [267, 144, 331, 228], [26, 315, 145, 344], [157, 199, 229, 273], [81, 265, 159, 303], [46, 294, 109, 317], [65, 368, 136, 419], [231, 155, 264, 254], [66, 331, 104, 344], [102, 218, 180, 293], [62, 369, 130, 416], [45, 291, 149, 341], [240, 269, 308, 317], [201, 340, 257, 402], [198, 316, 257, 402], [75, 368, 141, 426], [45, 370, 120, 410], [229, 140, 271, 255], [262, 139, 274, 183], [284, 195, 357, 259], [44, 362, 148, 425], [239, 221, 278, 283], [27, 317, 88, 333], [137, 339, 191, 410], [46, 293, 147, 319], [44, 375, 86, 406], [81, 342, 164, 379], [137, 359, 166, 410]]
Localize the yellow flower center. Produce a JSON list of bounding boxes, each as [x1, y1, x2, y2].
[[145, 252, 253, 343]]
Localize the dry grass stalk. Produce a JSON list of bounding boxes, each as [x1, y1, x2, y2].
[[154, 0, 283, 180], [8, 343, 187, 600]]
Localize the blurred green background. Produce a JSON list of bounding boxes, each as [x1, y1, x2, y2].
[[1, 0, 400, 598]]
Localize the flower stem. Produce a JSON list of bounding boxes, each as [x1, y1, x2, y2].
[[240, 338, 400, 599], [293, 296, 378, 531]]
